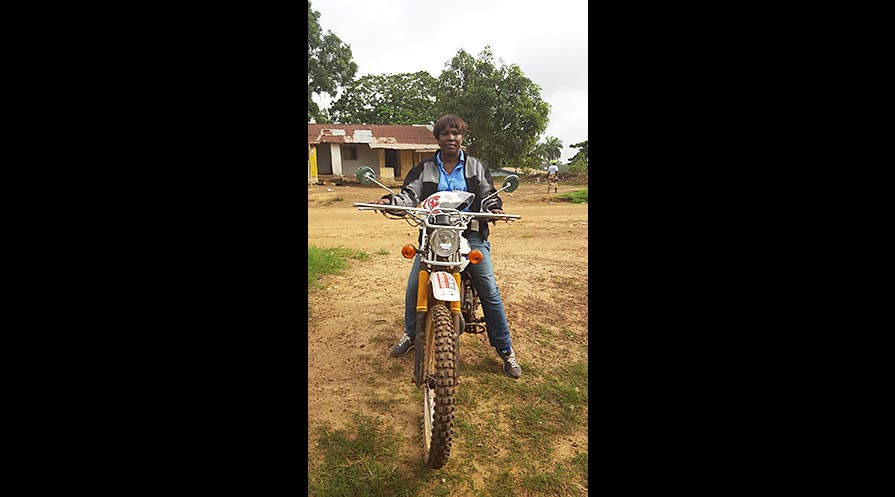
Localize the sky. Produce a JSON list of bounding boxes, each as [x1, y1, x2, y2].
[[309, 0, 588, 164]]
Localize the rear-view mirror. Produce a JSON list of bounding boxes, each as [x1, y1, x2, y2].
[[502, 175, 520, 193], [355, 165, 375, 185]]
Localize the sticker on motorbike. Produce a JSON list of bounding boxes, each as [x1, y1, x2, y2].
[[430, 271, 460, 301], [422, 191, 473, 212]]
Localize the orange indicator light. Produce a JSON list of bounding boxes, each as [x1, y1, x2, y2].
[[469, 250, 483, 264]]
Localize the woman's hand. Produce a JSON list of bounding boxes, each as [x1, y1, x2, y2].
[[370, 197, 392, 217], [489, 208, 508, 224]]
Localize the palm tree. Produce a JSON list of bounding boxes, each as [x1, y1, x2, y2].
[[541, 136, 563, 163]]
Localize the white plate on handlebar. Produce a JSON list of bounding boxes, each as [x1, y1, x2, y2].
[[430, 271, 460, 302]]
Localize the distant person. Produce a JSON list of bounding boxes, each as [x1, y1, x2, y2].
[[547, 160, 559, 193]]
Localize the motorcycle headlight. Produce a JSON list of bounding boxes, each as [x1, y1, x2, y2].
[[431, 229, 459, 257]]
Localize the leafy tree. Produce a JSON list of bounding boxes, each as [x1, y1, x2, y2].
[[435, 47, 550, 170], [517, 147, 543, 176], [327, 72, 438, 125], [569, 140, 588, 166], [532, 143, 548, 168], [308, 1, 357, 122], [568, 140, 588, 174]]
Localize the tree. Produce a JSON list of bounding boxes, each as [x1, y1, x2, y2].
[[327, 72, 438, 125], [527, 141, 549, 170], [434, 47, 550, 170], [540, 136, 563, 163], [519, 136, 562, 176], [569, 140, 588, 165], [517, 145, 544, 176], [568, 140, 588, 174], [308, 1, 357, 122]]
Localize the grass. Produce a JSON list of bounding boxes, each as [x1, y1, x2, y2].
[[319, 196, 345, 206], [308, 414, 417, 497], [553, 276, 578, 289], [555, 189, 588, 204], [308, 352, 589, 497], [308, 245, 369, 291], [366, 391, 403, 410]]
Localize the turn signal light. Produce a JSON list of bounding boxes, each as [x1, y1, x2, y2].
[[401, 245, 417, 259], [468, 250, 483, 264]]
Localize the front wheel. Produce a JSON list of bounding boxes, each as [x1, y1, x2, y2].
[[420, 304, 456, 469]]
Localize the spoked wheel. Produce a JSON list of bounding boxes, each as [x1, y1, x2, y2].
[[420, 304, 456, 469]]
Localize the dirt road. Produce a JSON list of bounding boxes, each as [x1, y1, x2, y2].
[[307, 180, 588, 491]]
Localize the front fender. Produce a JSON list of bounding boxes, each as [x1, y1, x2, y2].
[[430, 271, 460, 301]]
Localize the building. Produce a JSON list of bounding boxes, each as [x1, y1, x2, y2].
[[308, 124, 440, 185]]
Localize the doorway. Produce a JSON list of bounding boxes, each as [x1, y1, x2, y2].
[[385, 149, 399, 178]]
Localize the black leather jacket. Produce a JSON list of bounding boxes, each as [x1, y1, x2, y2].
[[381, 154, 503, 241]]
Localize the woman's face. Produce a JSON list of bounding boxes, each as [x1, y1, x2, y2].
[[438, 126, 463, 155]]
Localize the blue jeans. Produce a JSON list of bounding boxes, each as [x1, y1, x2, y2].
[[404, 232, 512, 351]]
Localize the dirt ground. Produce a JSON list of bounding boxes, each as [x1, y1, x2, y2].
[[307, 179, 588, 485]]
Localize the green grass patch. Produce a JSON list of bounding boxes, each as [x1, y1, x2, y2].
[[469, 455, 588, 497], [505, 404, 555, 452], [555, 189, 588, 204], [560, 326, 578, 340], [309, 413, 417, 497], [452, 412, 490, 460], [521, 360, 588, 409], [308, 245, 369, 291], [480, 470, 518, 497], [502, 359, 588, 459], [568, 452, 589, 483], [319, 196, 345, 206], [517, 464, 568, 496], [518, 458, 588, 496], [554, 276, 578, 288], [307, 341, 588, 497], [365, 392, 402, 410], [447, 347, 588, 474]]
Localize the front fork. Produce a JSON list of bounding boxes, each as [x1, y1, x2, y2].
[[413, 268, 463, 387]]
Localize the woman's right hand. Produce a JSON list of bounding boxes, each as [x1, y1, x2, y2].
[[370, 197, 391, 217]]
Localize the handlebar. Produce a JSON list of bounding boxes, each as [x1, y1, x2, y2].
[[353, 203, 520, 221]]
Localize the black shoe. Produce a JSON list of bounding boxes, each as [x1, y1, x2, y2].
[[495, 347, 522, 379], [391, 334, 415, 357]]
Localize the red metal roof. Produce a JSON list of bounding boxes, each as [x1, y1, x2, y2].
[[308, 124, 438, 149]]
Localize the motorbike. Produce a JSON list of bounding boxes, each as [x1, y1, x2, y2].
[[352, 165, 520, 469]]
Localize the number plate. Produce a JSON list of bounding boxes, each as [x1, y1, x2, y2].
[[430, 271, 460, 301]]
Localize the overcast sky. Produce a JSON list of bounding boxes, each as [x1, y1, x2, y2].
[[310, 0, 588, 163]]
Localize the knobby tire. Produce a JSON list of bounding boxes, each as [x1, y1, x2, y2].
[[420, 304, 456, 469]]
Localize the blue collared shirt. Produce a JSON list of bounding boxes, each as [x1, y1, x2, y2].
[[436, 150, 467, 193]]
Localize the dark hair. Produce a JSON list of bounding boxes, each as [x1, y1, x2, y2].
[[433, 114, 467, 139]]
